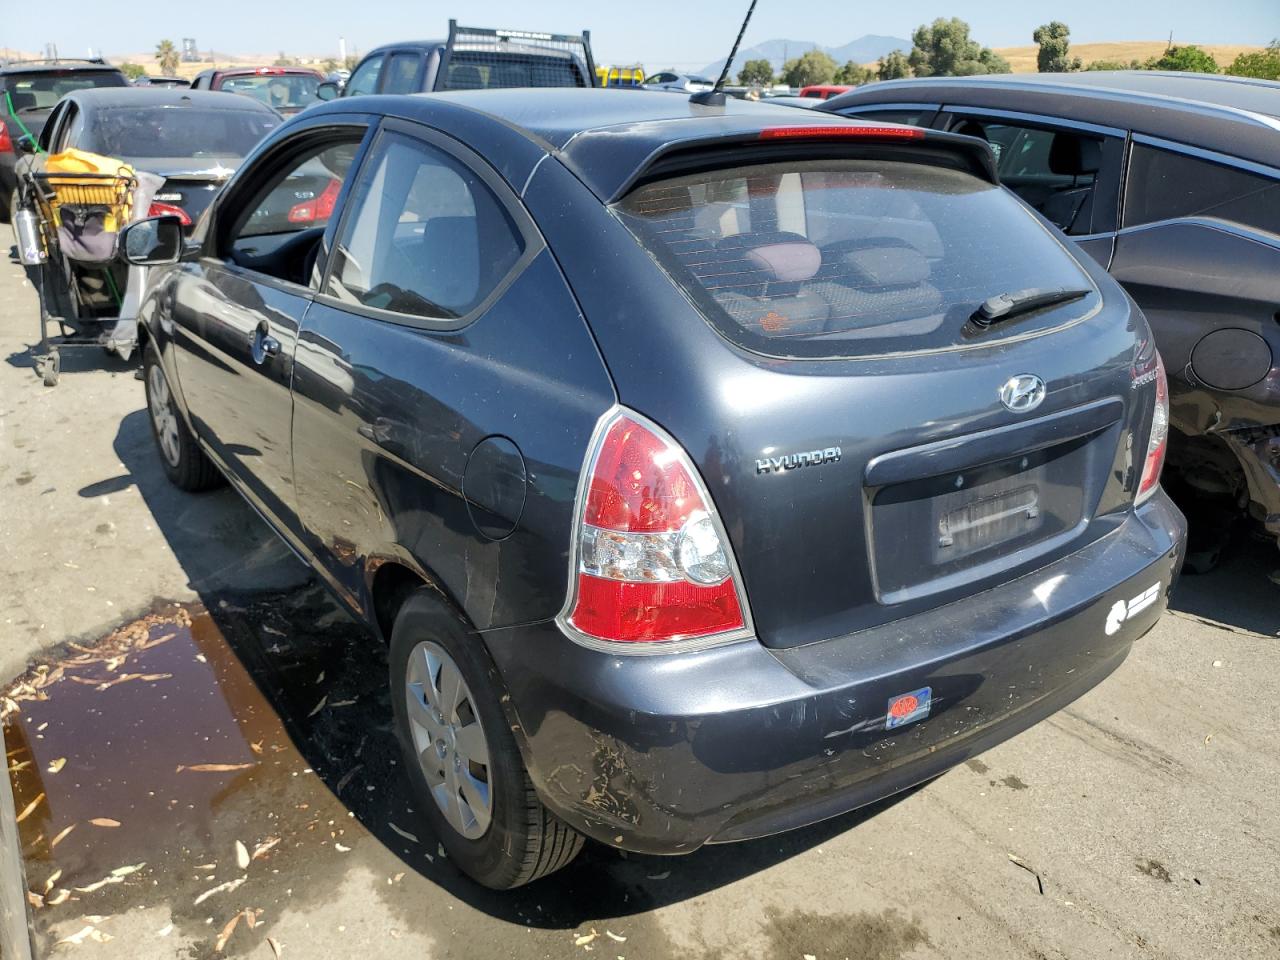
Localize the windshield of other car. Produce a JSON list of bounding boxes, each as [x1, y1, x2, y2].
[[87, 106, 279, 159], [218, 72, 321, 110], [613, 158, 1099, 359], [5, 70, 126, 111], [440, 51, 587, 90]]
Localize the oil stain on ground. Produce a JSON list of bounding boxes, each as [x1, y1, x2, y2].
[[758, 907, 929, 960]]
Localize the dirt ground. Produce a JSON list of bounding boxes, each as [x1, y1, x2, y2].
[[1, 256, 1278, 960]]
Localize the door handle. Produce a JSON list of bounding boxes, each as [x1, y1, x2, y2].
[[250, 324, 282, 364]]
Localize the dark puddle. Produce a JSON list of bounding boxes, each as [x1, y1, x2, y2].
[[4, 586, 903, 957]]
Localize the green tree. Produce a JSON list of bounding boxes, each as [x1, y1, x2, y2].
[[1226, 40, 1280, 79], [876, 49, 912, 81], [273, 51, 296, 67], [119, 62, 147, 81], [1086, 58, 1142, 71], [342, 55, 359, 71], [321, 57, 339, 74], [782, 50, 837, 88], [907, 18, 1011, 77], [1145, 45, 1219, 73], [834, 61, 876, 85], [154, 39, 179, 75], [1034, 21, 1082, 72], [737, 58, 775, 86]]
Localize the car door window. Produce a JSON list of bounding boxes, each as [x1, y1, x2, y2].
[[59, 105, 87, 151], [381, 53, 421, 95], [345, 55, 383, 96], [326, 131, 525, 321], [946, 116, 1116, 236], [221, 136, 364, 286], [1122, 143, 1280, 238]]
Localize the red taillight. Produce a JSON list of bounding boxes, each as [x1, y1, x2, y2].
[[287, 178, 341, 224], [0, 121, 11, 154], [759, 125, 923, 141], [563, 411, 749, 646], [1136, 347, 1169, 503], [147, 201, 192, 226]]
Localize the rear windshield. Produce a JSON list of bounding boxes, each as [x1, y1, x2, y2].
[[217, 72, 320, 110], [5, 71, 126, 111], [613, 159, 1099, 358], [440, 51, 587, 90], [88, 106, 279, 159]]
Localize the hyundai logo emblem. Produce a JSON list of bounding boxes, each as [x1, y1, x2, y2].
[[999, 374, 1047, 413]]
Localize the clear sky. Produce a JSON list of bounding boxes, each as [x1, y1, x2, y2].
[[3, 0, 1277, 71]]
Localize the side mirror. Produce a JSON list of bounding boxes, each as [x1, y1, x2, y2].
[[121, 216, 184, 266], [16, 135, 36, 155], [316, 81, 339, 102]]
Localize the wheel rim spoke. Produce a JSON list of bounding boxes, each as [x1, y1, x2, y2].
[[457, 770, 491, 834], [454, 721, 489, 769], [436, 659, 462, 721]]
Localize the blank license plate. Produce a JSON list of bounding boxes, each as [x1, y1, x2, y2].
[[937, 484, 1041, 558]]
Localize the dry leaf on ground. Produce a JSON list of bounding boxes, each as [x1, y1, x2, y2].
[[50, 824, 76, 847], [214, 913, 241, 952], [16, 793, 45, 823], [176, 763, 255, 773], [388, 823, 418, 844], [46, 889, 70, 906], [44, 869, 62, 893], [251, 837, 280, 861], [193, 876, 246, 907], [46, 758, 66, 774], [267, 936, 283, 959], [235, 841, 249, 870], [89, 818, 121, 828], [55, 924, 112, 946]]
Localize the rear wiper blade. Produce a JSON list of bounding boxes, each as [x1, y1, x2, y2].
[[970, 287, 1091, 328]]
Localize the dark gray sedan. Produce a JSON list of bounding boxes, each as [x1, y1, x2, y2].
[[122, 89, 1185, 888]]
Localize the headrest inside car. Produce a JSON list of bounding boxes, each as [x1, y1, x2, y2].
[[726, 232, 821, 284], [1048, 134, 1102, 176], [842, 244, 929, 288]]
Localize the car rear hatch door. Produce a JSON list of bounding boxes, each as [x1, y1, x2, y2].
[[593, 133, 1153, 649]]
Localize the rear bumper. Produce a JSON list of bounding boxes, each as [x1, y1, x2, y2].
[[482, 492, 1186, 854]]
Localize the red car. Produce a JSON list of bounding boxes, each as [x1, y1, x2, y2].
[[190, 66, 324, 115], [799, 84, 853, 100]]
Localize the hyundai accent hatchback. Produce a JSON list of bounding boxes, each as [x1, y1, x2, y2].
[[123, 89, 1187, 889]]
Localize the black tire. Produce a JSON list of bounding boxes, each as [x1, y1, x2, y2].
[[389, 589, 583, 889], [142, 344, 223, 492]]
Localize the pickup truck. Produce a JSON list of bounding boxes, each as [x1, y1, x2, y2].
[[318, 20, 597, 100]]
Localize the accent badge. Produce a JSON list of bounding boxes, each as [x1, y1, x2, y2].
[[886, 686, 932, 729]]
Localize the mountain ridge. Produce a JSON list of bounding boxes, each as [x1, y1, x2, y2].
[[698, 34, 909, 79]]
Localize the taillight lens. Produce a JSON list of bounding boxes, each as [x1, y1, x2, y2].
[[288, 178, 342, 224], [562, 410, 750, 647], [1135, 344, 1169, 503], [147, 201, 192, 226], [0, 121, 11, 154]]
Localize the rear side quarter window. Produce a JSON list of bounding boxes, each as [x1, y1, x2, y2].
[[1123, 143, 1280, 238], [325, 130, 526, 322]]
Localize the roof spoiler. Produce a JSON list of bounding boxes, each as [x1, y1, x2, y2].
[[440, 19, 599, 89], [612, 123, 1000, 201]]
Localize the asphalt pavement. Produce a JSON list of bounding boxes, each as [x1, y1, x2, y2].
[[1, 254, 1278, 960]]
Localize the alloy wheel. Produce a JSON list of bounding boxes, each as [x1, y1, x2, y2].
[[404, 640, 493, 839], [147, 364, 181, 468]]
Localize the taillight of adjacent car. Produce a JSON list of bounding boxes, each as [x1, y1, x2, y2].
[[560, 409, 753, 649], [1133, 341, 1169, 503], [288, 178, 342, 224], [147, 201, 193, 226], [0, 121, 12, 154]]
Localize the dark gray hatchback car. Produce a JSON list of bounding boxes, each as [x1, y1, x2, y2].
[[122, 89, 1186, 888], [820, 71, 1280, 567]]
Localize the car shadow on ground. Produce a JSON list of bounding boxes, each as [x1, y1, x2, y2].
[[98, 407, 909, 928], [1168, 525, 1278, 637]]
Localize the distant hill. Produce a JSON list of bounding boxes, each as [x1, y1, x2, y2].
[[994, 40, 1264, 73], [699, 34, 909, 80]]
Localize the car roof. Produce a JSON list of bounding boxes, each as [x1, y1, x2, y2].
[[310, 88, 993, 201], [213, 66, 321, 76], [64, 87, 279, 113], [1, 60, 123, 76], [822, 71, 1280, 168]]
